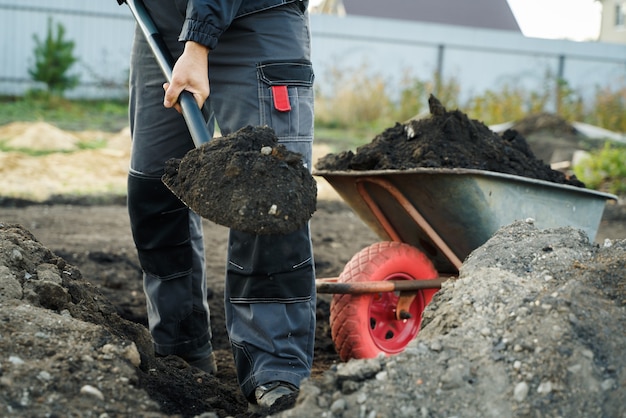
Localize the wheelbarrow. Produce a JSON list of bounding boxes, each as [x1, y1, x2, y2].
[[313, 167, 617, 361]]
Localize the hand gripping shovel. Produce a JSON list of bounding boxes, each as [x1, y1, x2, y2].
[[119, 0, 317, 235]]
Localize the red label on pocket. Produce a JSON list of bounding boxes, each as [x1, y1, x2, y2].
[[272, 85, 291, 112]]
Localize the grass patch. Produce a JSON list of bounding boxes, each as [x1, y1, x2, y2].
[[314, 126, 381, 152], [0, 138, 108, 156], [77, 138, 109, 150], [0, 95, 128, 132]]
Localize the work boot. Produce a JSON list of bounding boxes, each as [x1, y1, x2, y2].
[[185, 351, 217, 375], [176, 339, 217, 375], [249, 381, 298, 414]]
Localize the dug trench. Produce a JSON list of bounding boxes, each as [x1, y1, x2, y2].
[[0, 96, 625, 417]]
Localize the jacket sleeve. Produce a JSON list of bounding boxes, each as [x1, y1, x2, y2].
[[179, 0, 245, 50]]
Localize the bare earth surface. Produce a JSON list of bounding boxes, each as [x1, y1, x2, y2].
[[0, 107, 625, 417]]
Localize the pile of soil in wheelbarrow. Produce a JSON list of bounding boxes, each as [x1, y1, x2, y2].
[[315, 95, 584, 188], [162, 125, 317, 235]]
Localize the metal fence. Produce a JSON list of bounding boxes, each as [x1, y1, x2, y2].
[[2, 2, 625, 107], [311, 14, 626, 110]]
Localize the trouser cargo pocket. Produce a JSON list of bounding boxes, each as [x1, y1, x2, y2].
[[257, 60, 314, 166]]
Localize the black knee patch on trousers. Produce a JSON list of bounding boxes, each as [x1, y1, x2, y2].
[[228, 264, 314, 303], [128, 173, 192, 280], [226, 226, 315, 303]]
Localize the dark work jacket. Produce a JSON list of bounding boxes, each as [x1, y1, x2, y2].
[[180, 0, 307, 50]]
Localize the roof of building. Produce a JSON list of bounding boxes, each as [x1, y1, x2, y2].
[[341, 0, 521, 32]]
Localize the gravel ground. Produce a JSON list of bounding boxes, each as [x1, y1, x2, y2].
[[280, 220, 626, 418]]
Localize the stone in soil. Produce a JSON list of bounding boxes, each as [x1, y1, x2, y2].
[[162, 125, 317, 235]]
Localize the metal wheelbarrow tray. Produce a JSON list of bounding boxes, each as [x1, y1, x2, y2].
[[316, 167, 616, 273], [314, 167, 617, 361]]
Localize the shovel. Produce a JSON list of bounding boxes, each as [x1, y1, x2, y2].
[[119, 0, 316, 235], [120, 0, 210, 148]]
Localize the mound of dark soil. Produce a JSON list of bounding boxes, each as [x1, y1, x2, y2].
[[507, 112, 595, 165], [315, 95, 584, 188], [509, 112, 578, 137], [162, 125, 317, 235]]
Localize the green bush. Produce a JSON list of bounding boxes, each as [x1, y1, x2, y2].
[[28, 18, 80, 96], [315, 64, 394, 129], [465, 85, 528, 126], [313, 66, 626, 138], [464, 73, 588, 126], [589, 85, 626, 133], [573, 143, 626, 195]]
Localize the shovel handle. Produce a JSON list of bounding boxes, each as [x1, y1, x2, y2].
[[122, 0, 211, 148]]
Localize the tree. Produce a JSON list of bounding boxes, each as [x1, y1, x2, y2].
[[28, 18, 80, 96]]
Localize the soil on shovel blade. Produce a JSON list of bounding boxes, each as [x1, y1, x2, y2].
[[316, 95, 585, 188], [162, 125, 317, 235]]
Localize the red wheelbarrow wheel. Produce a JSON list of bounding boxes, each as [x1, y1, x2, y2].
[[330, 241, 439, 361]]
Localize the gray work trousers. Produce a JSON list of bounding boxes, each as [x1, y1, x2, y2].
[[127, 0, 316, 402]]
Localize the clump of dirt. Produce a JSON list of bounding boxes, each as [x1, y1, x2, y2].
[[315, 95, 584, 188], [162, 125, 317, 235], [0, 121, 79, 151], [507, 112, 595, 165], [508, 112, 577, 137]]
